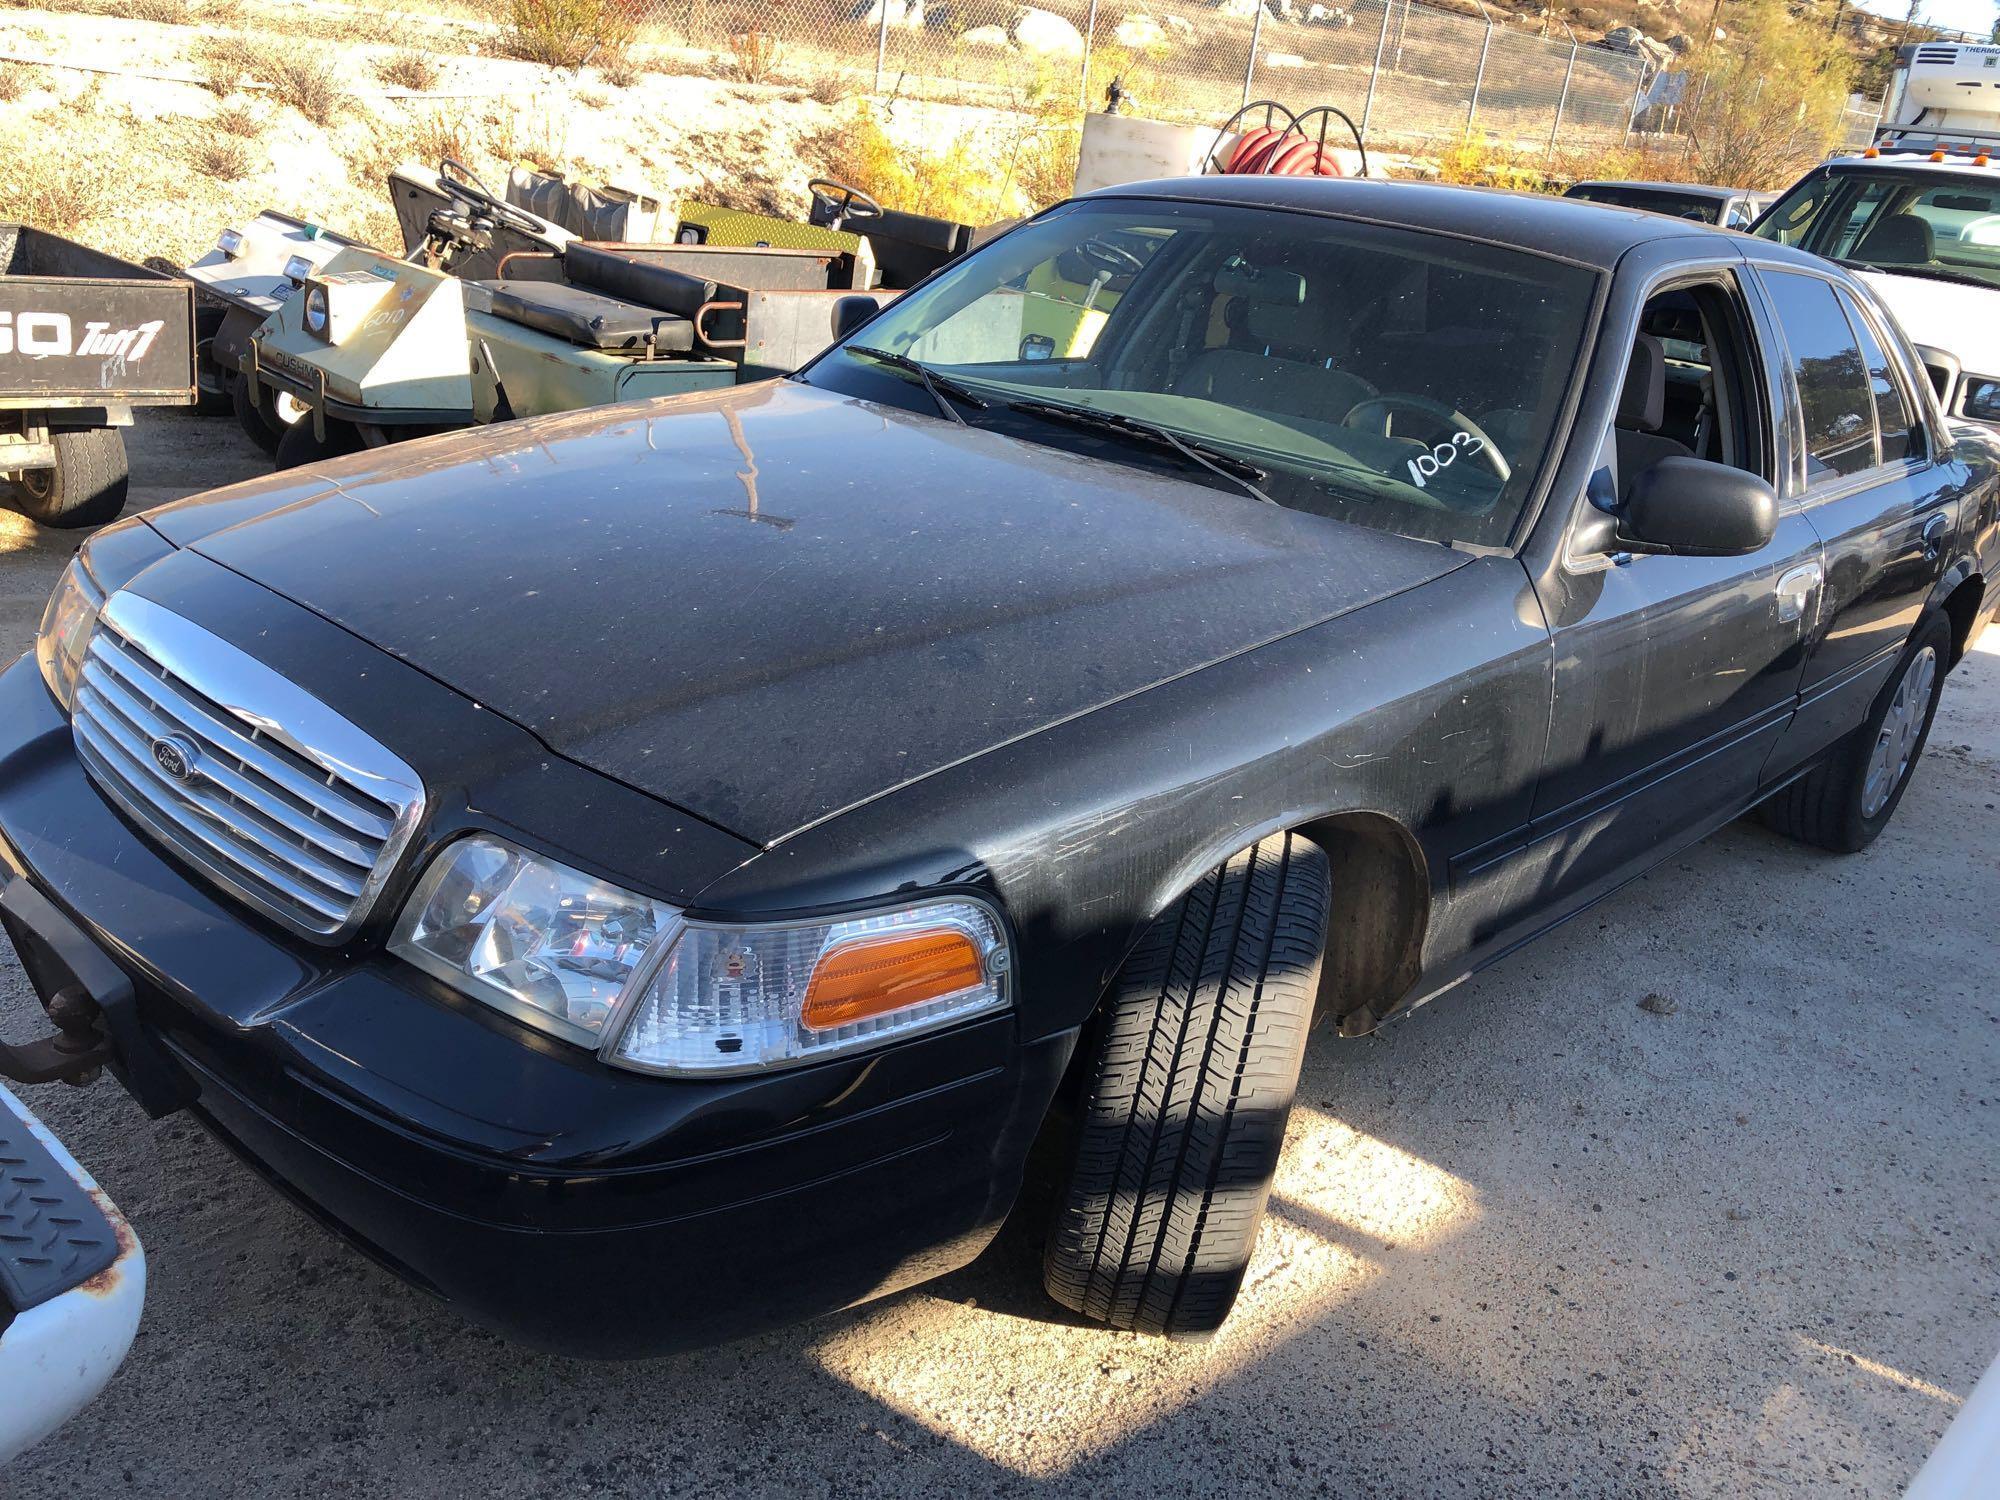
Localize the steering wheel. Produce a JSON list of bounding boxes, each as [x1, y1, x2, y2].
[[808, 178, 883, 228], [1341, 394, 1511, 483], [1072, 238, 1145, 279], [435, 158, 546, 237]]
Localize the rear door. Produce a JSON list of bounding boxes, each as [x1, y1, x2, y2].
[[1749, 265, 1962, 777]]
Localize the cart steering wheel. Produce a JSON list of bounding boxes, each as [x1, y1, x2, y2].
[[1341, 394, 1511, 483], [435, 158, 546, 237], [1072, 238, 1145, 279], [808, 179, 884, 228]]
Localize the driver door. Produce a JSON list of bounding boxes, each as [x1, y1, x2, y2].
[[1520, 266, 1823, 913]]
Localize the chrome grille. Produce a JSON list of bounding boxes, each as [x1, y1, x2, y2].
[[72, 592, 424, 941]]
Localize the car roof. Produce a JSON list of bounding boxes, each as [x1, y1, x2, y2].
[[1824, 152, 2000, 180], [1081, 175, 1762, 271], [1569, 180, 1743, 199]]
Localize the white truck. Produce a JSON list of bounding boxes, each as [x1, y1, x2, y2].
[[1752, 40, 2000, 429]]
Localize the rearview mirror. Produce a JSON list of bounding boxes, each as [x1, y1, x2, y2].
[[1617, 456, 1778, 557], [832, 295, 880, 340]]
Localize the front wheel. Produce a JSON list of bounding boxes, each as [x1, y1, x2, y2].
[[1043, 830, 1330, 1339], [1761, 612, 1951, 853], [273, 415, 364, 470], [7, 427, 129, 528]]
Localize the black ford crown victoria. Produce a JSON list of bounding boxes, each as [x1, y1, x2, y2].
[[4, 179, 1996, 1356]]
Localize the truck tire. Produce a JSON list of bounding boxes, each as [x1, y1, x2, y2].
[[194, 307, 230, 416], [273, 416, 364, 471], [9, 427, 129, 529], [231, 375, 284, 456], [1044, 830, 1330, 1339], [1761, 611, 1951, 853]]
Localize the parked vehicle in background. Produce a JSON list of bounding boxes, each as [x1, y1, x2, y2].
[[1752, 40, 2000, 430], [1, 179, 1994, 1357], [0, 226, 194, 528], [1565, 180, 1774, 228], [0, 1079, 144, 1462]]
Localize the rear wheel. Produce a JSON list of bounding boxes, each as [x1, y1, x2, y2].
[[1043, 831, 1330, 1339], [8, 427, 129, 529], [1761, 612, 1950, 853], [230, 375, 291, 457]]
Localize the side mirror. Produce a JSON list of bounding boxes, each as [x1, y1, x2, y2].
[[832, 295, 880, 340], [1617, 456, 1778, 557]]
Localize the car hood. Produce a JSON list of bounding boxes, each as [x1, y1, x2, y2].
[[1856, 269, 2000, 367], [152, 381, 1465, 845]]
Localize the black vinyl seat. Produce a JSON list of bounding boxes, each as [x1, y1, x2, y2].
[[484, 280, 694, 353], [1614, 332, 1691, 495]]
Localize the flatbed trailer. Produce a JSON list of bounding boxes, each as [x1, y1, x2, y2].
[[0, 224, 195, 527]]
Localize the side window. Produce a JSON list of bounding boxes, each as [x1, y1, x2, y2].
[[1837, 288, 1919, 466], [1760, 270, 1875, 484]]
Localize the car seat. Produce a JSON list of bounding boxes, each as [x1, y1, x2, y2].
[[1172, 262, 1375, 423]]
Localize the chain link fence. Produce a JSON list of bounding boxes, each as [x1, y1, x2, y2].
[[623, 0, 1655, 153]]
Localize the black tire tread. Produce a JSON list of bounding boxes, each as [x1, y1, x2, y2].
[[10, 427, 128, 528], [1044, 831, 1330, 1338], [1760, 612, 1951, 853]]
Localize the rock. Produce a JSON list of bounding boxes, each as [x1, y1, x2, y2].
[[1011, 5, 1083, 54], [1162, 11, 1196, 36], [960, 21, 1012, 46], [1638, 992, 1678, 1016], [1263, 50, 1307, 67], [1213, 0, 1259, 19], [1113, 11, 1167, 47], [1666, 31, 1691, 52], [1306, 3, 1353, 24]]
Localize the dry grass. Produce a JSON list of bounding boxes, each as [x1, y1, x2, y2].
[[599, 51, 644, 88], [374, 49, 441, 92], [198, 36, 347, 123], [212, 100, 264, 136], [798, 65, 853, 106], [0, 67, 24, 103], [724, 26, 780, 83], [0, 115, 117, 233], [190, 135, 255, 180], [129, 0, 194, 21], [499, 0, 636, 70]]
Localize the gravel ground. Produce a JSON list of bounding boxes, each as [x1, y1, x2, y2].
[[4, 410, 1997, 1499]]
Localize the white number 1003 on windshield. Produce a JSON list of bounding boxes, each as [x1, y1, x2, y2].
[[1407, 431, 1484, 489]]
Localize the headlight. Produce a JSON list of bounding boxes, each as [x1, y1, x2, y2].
[[217, 227, 244, 257], [1962, 376, 2000, 423], [390, 835, 670, 1045], [303, 284, 329, 336], [391, 834, 1011, 1073], [283, 253, 313, 282], [35, 556, 104, 713]]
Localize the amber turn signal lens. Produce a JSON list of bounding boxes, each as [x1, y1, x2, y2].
[[803, 928, 986, 1031]]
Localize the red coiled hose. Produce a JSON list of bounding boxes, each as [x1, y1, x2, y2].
[[1223, 127, 1344, 178]]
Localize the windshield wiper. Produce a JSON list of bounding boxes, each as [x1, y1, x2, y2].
[[1003, 397, 1276, 505], [844, 346, 989, 425]]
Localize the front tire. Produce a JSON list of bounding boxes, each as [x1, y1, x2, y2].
[[1043, 831, 1330, 1339], [8, 427, 129, 528], [273, 415, 364, 470], [1761, 612, 1950, 853]]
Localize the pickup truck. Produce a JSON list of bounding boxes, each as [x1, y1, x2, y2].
[[1752, 41, 2000, 430], [0, 225, 195, 527], [1, 178, 1994, 1355]]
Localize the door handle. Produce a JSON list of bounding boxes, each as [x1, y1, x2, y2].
[[1775, 562, 1822, 625]]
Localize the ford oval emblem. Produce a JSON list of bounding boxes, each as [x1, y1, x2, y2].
[[150, 734, 199, 783]]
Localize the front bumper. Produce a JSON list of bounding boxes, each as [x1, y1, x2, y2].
[[0, 656, 1071, 1357]]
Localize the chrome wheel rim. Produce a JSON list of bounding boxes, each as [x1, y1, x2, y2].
[[1861, 645, 1937, 819]]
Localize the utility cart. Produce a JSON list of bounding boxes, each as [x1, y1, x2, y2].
[[0, 225, 195, 527]]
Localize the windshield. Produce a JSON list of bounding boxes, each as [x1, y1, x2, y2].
[[805, 198, 1601, 548], [1567, 185, 1724, 223], [1752, 167, 2000, 292]]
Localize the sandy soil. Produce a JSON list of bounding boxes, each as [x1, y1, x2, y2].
[[0, 407, 1994, 1497]]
